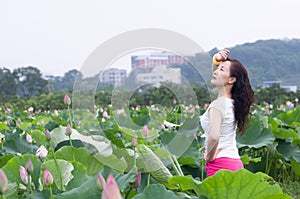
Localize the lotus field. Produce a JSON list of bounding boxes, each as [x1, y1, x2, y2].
[[0, 95, 299, 198]]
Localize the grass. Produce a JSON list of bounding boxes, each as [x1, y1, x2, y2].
[[279, 180, 300, 199]]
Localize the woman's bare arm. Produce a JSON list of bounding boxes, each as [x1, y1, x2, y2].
[[205, 107, 223, 162]]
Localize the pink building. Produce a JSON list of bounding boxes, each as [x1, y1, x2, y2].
[[131, 52, 187, 69]]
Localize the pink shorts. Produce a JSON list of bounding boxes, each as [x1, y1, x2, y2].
[[205, 157, 244, 177]]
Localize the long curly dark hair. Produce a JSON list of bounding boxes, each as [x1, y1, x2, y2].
[[228, 58, 255, 135]]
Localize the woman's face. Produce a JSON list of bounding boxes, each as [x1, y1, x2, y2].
[[211, 61, 233, 87]]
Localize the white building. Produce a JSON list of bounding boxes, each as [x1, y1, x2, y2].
[[281, 85, 298, 93], [261, 81, 298, 92], [99, 68, 126, 87], [136, 65, 181, 85]]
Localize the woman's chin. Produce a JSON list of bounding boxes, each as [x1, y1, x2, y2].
[[210, 79, 216, 85]]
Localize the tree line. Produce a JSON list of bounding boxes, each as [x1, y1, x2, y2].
[[0, 65, 299, 112], [0, 66, 81, 101]]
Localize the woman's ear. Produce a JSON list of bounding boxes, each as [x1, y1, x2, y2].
[[229, 77, 236, 84]]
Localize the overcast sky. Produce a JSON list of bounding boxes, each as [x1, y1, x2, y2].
[[1, 0, 300, 76]]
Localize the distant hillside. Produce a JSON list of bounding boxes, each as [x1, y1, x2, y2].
[[211, 38, 300, 88]]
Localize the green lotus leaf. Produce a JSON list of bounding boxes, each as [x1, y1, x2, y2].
[[132, 184, 181, 199], [277, 107, 300, 125], [198, 169, 291, 199], [2, 154, 41, 188], [55, 146, 103, 176], [237, 118, 275, 148], [55, 175, 100, 199], [136, 144, 172, 185], [94, 153, 127, 173], [65, 161, 88, 191], [50, 126, 112, 156], [168, 175, 202, 196], [277, 141, 300, 162]]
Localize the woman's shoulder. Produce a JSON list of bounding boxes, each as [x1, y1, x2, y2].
[[210, 97, 233, 115], [211, 97, 229, 105]]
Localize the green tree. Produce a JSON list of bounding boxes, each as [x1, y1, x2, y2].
[[0, 67, 17, 101], [13, 66, 48, 98]]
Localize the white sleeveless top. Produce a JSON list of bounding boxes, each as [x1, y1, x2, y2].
[[200, 97, 240, 159]]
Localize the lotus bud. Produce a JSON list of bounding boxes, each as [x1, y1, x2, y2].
[[19, 165, 28, 185], [132, 137, 137, 147], [115, 133, 121, 138], [43, 168, 53, 186], [143, 125, 149, 135], [0, 169, 8, 194], [65, 123, 72, 137], [96, 172, 106, 191], [265, 108, 270, 115], [26, 133, 32, 143], [101, 174, 122, 199], [26, 158, 34, 174], [45, 129, 51, 140], [64, 94, 71, 105], [36, 145, 48, 159], [133, 172, 141, 188]]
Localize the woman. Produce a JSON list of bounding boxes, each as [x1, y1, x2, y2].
[[200, 49, 255, 177]]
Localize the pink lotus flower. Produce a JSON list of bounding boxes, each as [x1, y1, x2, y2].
[[102, 111, 111, 119], [19, 165, 28, 184], [43, 168, 53, 186], [143, 125, 149, 135], [26, 133, 32, 143], [0, 169, 8, 194], [26, 158, 34, 174], [54, 109, 59, 116], [64, 94, 71, 105], [36, 145, 48, 159], [189, 108, 195, 113], [116, 109, 125, 115], [27, 107, 34, 113], [101, 174, 122, 199], [65, 123, 72, 137], [4, 108, 11, 113], [269, 104, 273, 109], [96, 172, 106, 191]]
